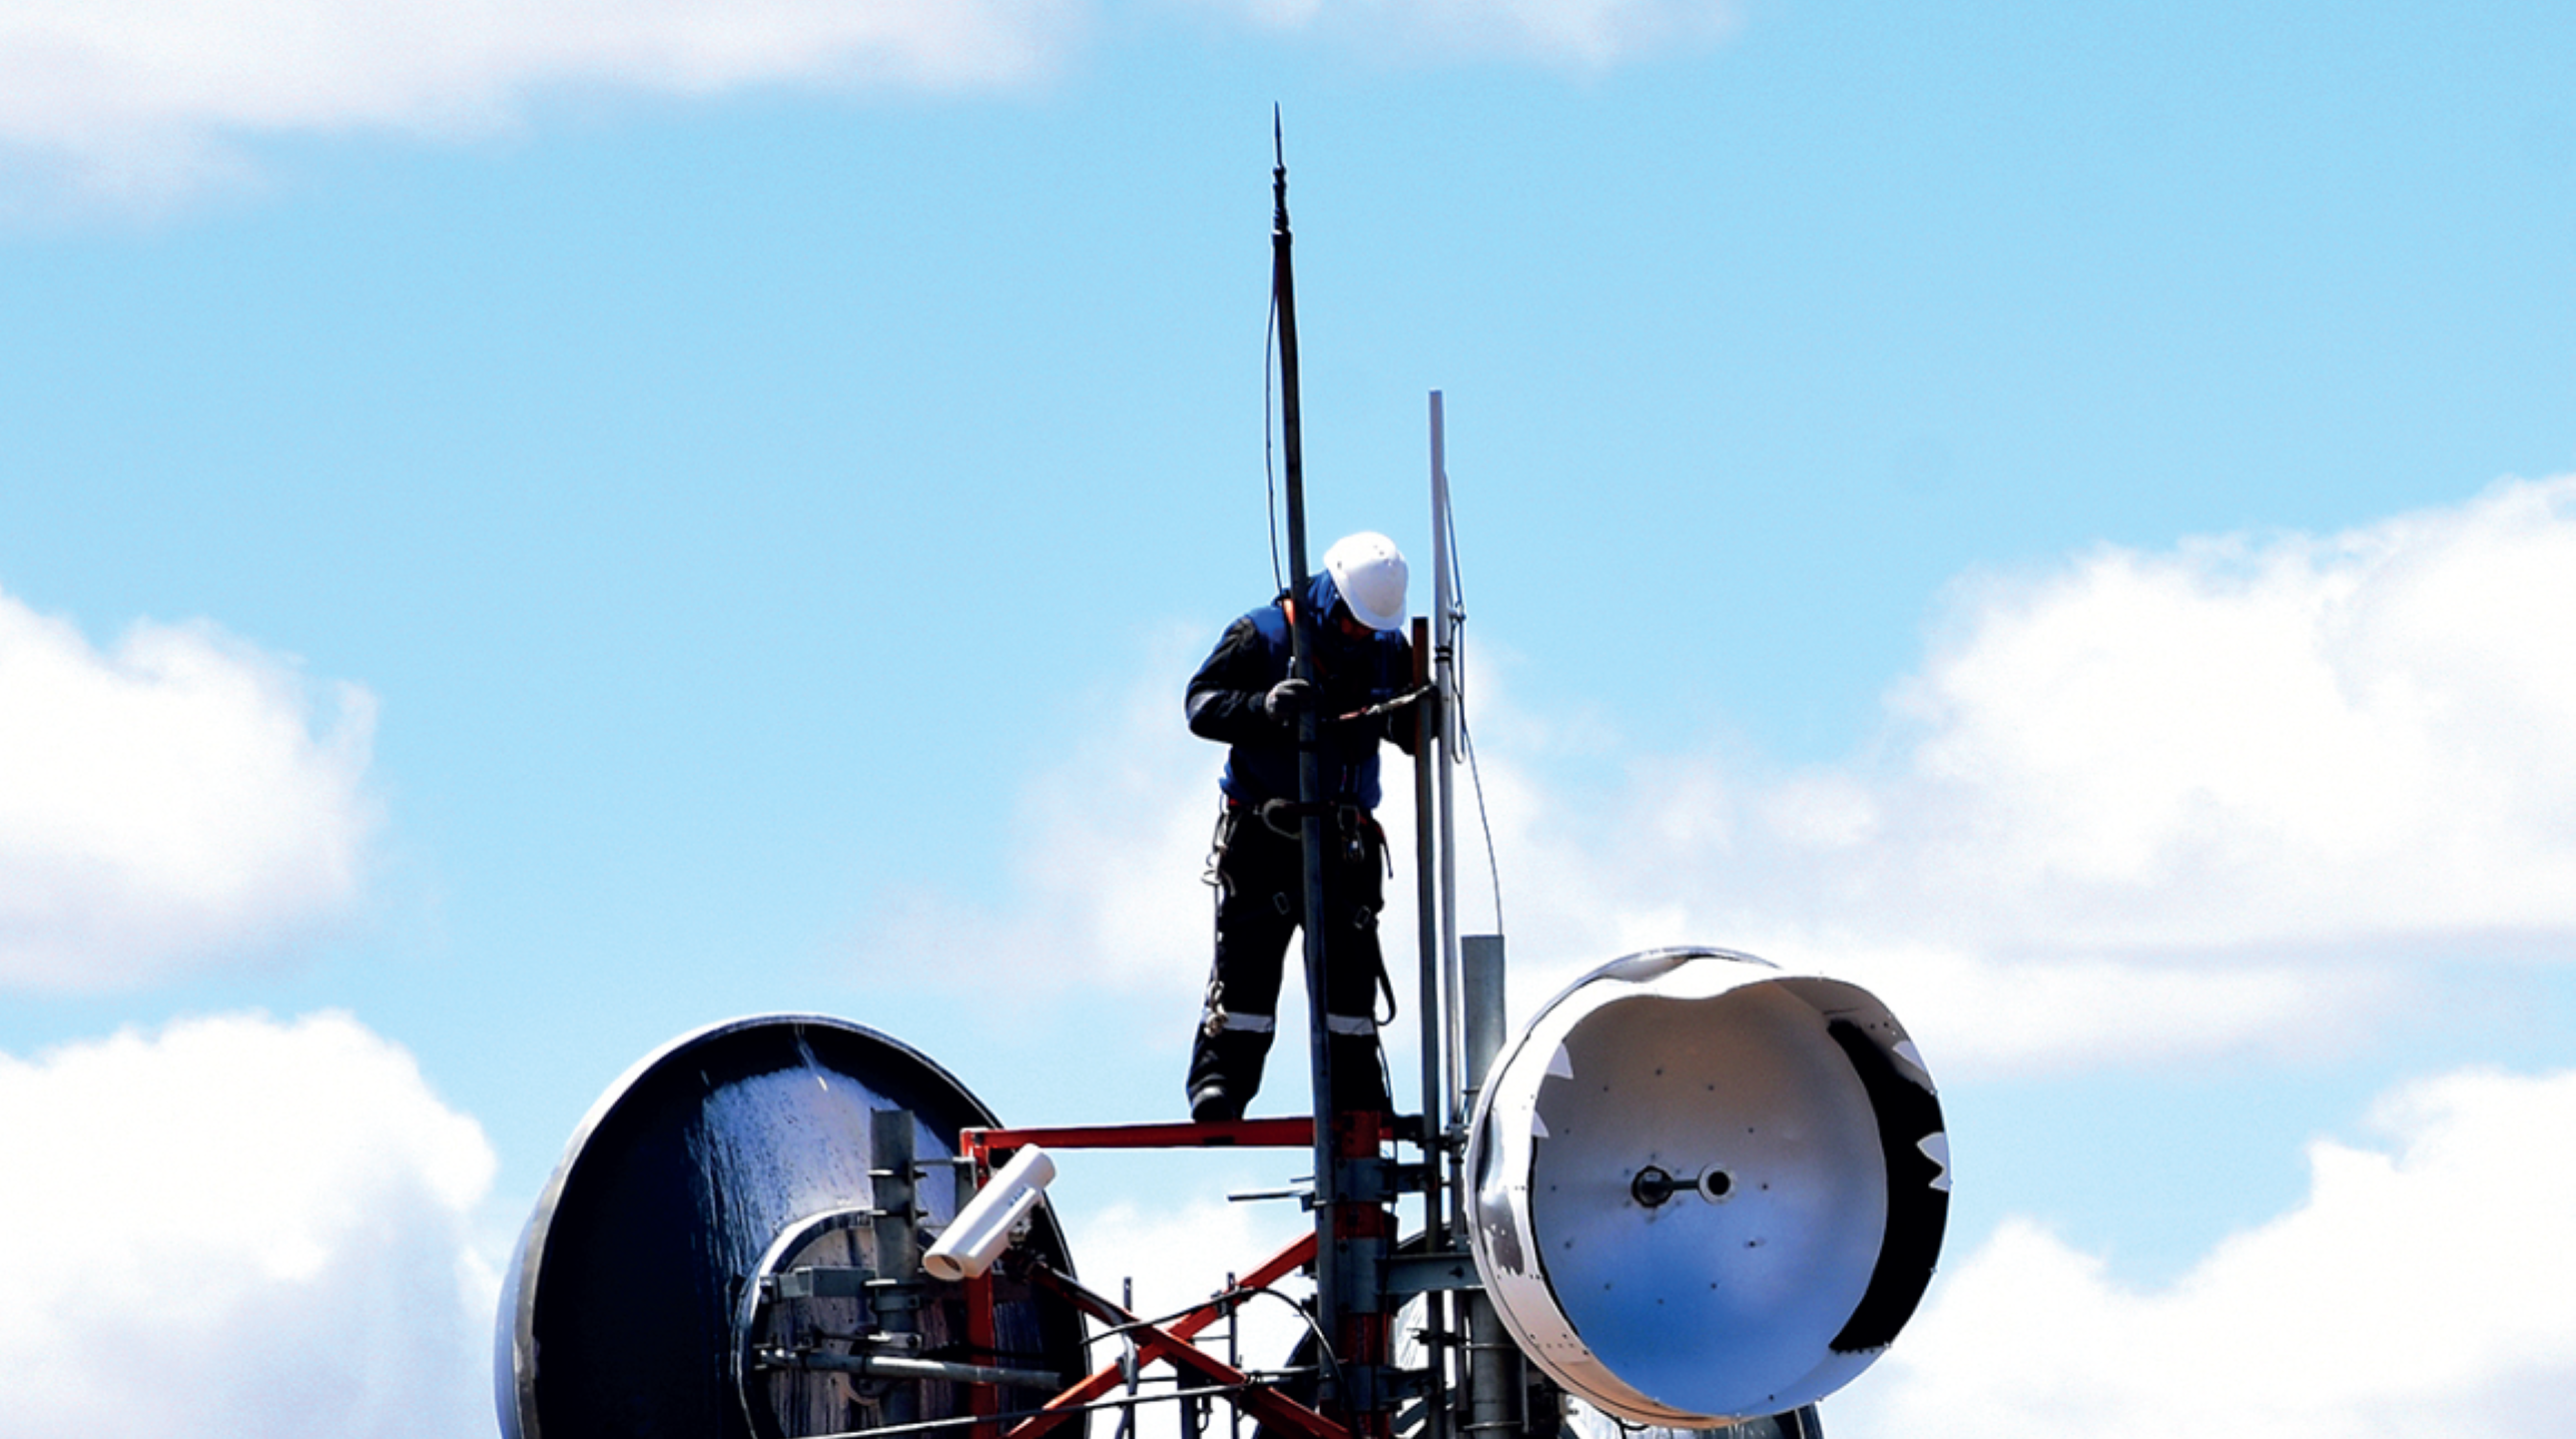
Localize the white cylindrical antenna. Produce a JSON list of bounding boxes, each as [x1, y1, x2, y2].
[[922, 1145, 1057, 1282]]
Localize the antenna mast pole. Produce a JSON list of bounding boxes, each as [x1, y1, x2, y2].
[[1269, 118, 1331, 1211], [1430, 393, 1463, 1116], [1408, 391, 1462, 1439], [1272, 116, 1392, 1435]]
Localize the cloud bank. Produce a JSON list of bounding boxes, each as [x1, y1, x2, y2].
[[0, 1012, 499, 1438], [0, 0, 1087, 208], [1875, 472, 2576, 952], [1191, 0, 1739, 70], [1439, 474, 2576, 1076], [3, 0, 1739, 211], [918, 474, 2576, 1078], [1841, 1066, 2576, 1437], [0, 589, 379, 993], [864, 622, 1224, 1004]]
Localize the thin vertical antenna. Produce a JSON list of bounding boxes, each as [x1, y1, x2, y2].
[[1273, 120, 1392, 1433], [1415, 392, 1456, 1439], [1271, 109, 1344, 1398], [1431, 392, 1463, 1116], [1273, 112, 1311, 610]]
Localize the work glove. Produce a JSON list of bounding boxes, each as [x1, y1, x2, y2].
[[1262, 677, 1313, 722]]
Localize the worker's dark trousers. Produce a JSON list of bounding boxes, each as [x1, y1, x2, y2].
[[1186, 804, 1389, 1119]]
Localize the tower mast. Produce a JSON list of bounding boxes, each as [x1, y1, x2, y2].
[[1271, 115, 1394, 1434]]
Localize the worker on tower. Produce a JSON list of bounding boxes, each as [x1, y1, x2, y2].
[[1183, 531, 1422, 1123]]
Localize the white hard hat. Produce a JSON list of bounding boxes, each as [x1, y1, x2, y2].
[[1323, 531, 1407, 631]]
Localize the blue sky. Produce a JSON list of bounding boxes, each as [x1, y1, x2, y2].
[[5, 2, 2576, 1434]]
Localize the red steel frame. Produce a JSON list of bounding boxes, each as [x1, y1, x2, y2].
[[953, 1117, 1360, 1439]]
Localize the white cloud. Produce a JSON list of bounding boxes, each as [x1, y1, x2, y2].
[[1067, 1190, 1315, 1349], [857, 619, 1455, 1103], [1874, 473, 2576, 951], [1180, 0, 1741, 71], [0, 1012, 499, 1439], [1048, 1187, 1322, 1439], [1431, 475, 2576, 1077], [0, 0, 1751, 212], [863, 623, 1221, 1004], [0, 590, 379, 993], [0, 0, 1089, 209], [852, 619, 1465, 1120], [1835, 1067, 2576, 1438], [870, 475, 2576, 1079]]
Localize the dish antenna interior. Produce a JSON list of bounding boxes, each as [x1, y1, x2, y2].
[[1466, 949, 1948, 1426], [496, 1014, 1086, 1439]]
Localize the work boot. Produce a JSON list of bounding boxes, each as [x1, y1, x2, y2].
[[1189, 1079, 1243, 1125], [1186, 1027, 1273, 1124]]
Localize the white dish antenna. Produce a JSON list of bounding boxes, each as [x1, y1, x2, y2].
[[1464, 948, 1949, 1426]]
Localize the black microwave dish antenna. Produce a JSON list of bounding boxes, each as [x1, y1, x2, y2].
[[496, 1014, 1087, 1439]]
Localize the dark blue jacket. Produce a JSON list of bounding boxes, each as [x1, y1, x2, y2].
[[1186, 571, 1417, 808]]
